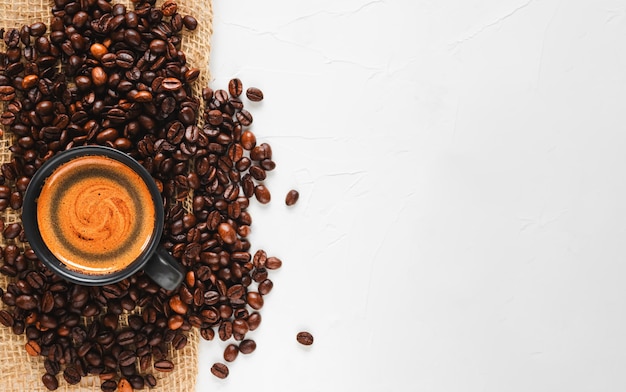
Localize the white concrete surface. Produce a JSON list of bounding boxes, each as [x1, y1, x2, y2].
[[197, 1, 626, 391]]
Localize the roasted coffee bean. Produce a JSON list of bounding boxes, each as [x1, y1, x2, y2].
[[236, 109, 253, 126], [253, 249, 267, 268], [243, 88, 264, 103], [249, 165, 266, 181], [228, 78, 243, 97], [44, 359, 60, 376], [285, 189, 300, 206], [232, 318, 249, 336], [22, 74, 39, 89], [92, 67, 107, 86], [161, 0, 177, 15], [154, 359, 174, 372], [115, 52, 134, 68], [218, 222, 237, 244], [161, 77, 182, 91], [266, 257, 283, 270], [63, 365, 81, 385], [247, 312, 262, 331], [239, 339, 256, 354], [0, 86, 16, 101], [150, 39, 167, 54], [169, 295, 188, 315], [172, 332, 188, 350], [254, 185, 271, 204], [25, 340, 42, 356], [207, 109, 222, 125], [168, 314, 184, 330], [246, 292, 264, 310], [0, 310, 14, 327], [10, 191, 23, 210], [29, 22, 46, 37], [214, 89, 229, 104], [227, 284, 245, 300], [41, 373, 59, 391], [16, 294, 38, 310], [118, 349, 137, 367], [90, 43, 108, 60], [258, 279, 273, 295], [200, 327, 215, 341], [145, 374, 157, 388], [183, 15, 198, 30], [100, 379, 117, 392], [252, 268, 268, 283], [128, 375, 145, 390], [218, 321, 233, 341], [297, 331, 314, 346], [223, 344, 239, 362], [211, 362, 229, 379]]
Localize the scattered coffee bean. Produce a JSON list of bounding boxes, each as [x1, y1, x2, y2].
[[239, 339, 257, 354], [254, 185, 271, 204], [285, 189, 300, 206], [246, 87, 264, 102], [223, 344, 239, 362], [211, 362, 229, 379], [266, 257, 283, 270], [297, 331, 314, 346], [41, 373, 58, 391]]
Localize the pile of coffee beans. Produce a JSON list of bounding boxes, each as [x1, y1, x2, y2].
[[0, 0, 301, 390]]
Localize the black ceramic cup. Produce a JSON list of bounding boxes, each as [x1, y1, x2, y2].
[[22, 146, 183, 290]]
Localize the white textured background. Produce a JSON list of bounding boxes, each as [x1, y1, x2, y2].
[[197, 1, 626, 391]]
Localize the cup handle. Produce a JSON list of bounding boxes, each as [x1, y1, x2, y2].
[[143, 248, 184, 290]]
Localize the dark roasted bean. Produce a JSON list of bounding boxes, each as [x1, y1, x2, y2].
[[254, 185, 271, 204], [223, 344, 239, 362], [101, 380, 117, 392], [266, 256, 283, 270], [285, 188, 300, 206], [228, 78, 243, 97], [247, 312, 262, 331], [0, 310, 14, 327], [246, 87, 264, 101], [183, 15, 198, 30], [297, 331, 314, 346], [41, 373, 59, 391], [247, 292, 264, 310], [153, 359, 174, 372], [211, 362, 229, 379], [239, 339, 257, 354], [236, 109, 253, 126], [258, 279, 274, 295], [63, 365, 81, 385]]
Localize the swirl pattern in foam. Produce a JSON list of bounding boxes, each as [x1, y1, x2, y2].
[[37, 155, 156, 275]]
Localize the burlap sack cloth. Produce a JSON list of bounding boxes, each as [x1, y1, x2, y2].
[[0, 0, 213, 390]]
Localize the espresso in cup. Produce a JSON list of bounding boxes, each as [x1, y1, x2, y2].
[[24, 146, 183, 289], [36, 155, 156, 275]]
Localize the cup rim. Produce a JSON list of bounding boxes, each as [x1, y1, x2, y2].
[[22, 145, 164, 286]]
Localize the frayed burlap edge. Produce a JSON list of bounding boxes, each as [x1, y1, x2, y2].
[[0, 0, 213, 390]]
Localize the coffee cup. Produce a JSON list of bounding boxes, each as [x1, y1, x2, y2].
[[22, 146, 184, 290]]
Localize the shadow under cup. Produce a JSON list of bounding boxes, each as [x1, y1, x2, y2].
[[22, 146, 183, 290]]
